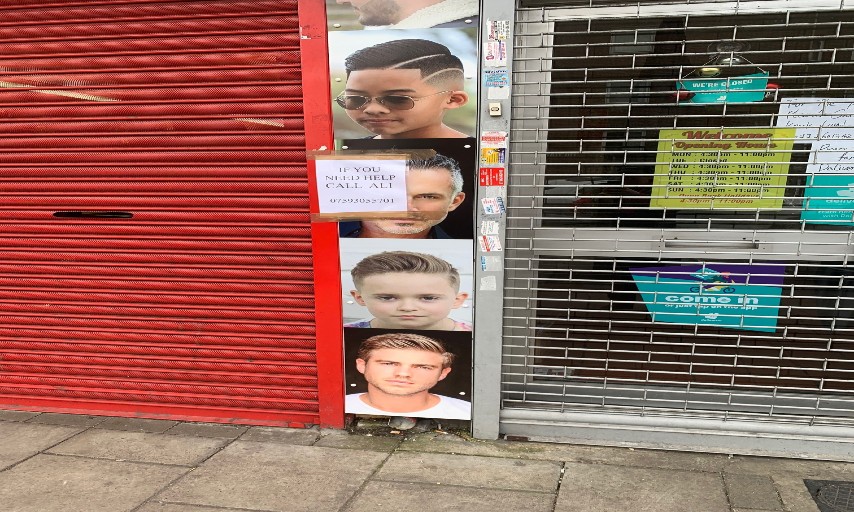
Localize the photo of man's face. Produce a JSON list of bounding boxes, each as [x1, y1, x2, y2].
[[342, 68, 466, 140], [335, 0, 403, 26], [343, 329, 472, 419], [356, 347, 451, 397], [368, 166, 464, 237], [329, 0, 478, 30]]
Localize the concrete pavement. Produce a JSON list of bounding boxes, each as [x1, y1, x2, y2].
[[0, 409, 850, 511]]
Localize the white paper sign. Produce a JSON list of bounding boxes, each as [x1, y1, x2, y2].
[[480, 255, 502, 271], [480, 275, 497, 291], [807, 140, 854, 174], [488, 86, 510, 100], [480, 220, 500, 235], [481, 197, 500, 214], [776, 98, 854, 142], [478, 235, 502, 252], [315, 159, 407, 214], [483, 41, 507, 67], [481, 131, 508, 148]]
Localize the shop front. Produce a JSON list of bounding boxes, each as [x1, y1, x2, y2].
[[4, 1, 853, 457], [473, 0, 854, 458]]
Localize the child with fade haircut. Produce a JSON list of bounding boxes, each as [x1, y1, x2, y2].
[[346, 251, 471, 331], [336, 39, 470, 139]]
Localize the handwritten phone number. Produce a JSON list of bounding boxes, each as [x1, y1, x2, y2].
[[328, 198, 395, 204]]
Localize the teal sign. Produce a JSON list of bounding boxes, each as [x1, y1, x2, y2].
[[631, 265, 785, 332], [678, 71, 769, 104], [802, 174, 854, 226]]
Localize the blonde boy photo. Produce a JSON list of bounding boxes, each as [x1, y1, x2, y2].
[[336, 38, 471, 139], [345, 250, 471, 331]]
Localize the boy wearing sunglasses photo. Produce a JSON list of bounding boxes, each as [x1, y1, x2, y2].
[[337, 39, 470, 139]]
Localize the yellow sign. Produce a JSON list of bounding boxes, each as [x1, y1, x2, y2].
[[651, 128, 795, 209]]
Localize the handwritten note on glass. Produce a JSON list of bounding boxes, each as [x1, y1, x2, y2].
[[776, 98, 854, 142], [807, 140, 854, 174]]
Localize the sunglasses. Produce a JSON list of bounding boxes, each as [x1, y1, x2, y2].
[[335, 91, 451, 111]]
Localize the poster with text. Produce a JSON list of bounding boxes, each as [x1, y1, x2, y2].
[[630, 264, 786, 333], [776, 98, 854, 142], [802, 174, 854, 226], [651, 128, 795, 209], [314, 156, 408, 217]]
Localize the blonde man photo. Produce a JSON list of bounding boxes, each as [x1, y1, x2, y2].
[[345, 332, 470, 419]]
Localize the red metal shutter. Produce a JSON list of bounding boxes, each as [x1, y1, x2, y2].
[[0, 0, 320, 426]]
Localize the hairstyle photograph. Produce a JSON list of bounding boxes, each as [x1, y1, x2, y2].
[[351, 250, 461, 290], [340, 138, 476, 239], [326, 0, 479, 31], [328, 29, 477, 141], [339, 238, 473, 328], [344, 328, 472, 402], [344, 39, 465, 86]]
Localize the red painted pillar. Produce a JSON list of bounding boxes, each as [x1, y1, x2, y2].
[[297, 0, 345, 428]]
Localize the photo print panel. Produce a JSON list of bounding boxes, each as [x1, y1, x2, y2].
[[328, 28, 478, 142], [340, 237, 473, 331], [344, 328, 472, 420], [326, 0, 479, 31], [338, 138, 476, 239]]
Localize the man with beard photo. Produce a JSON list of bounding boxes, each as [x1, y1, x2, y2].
[[339, 153, 465, 239]]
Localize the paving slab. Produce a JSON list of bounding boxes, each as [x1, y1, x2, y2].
[[97, 417, 179, 433], [158, 441, 387, 511], [165, 422, 249, 439], [726, 456, 854, 478], [724, 473, 783, 511], [401, 433, 730, 472], [47, 429, 228, 466], [0, 410, 40, 422], [771, 475, 821, 512], [137, 503, 255, 512], [556, 462, 729, 512], [375, 451, 561, 492], [400, 432, 566, 458], [0, 421, 83, 470], [0, 454, 187, 512], [315, 431, 403, 452], [238, 425, 320, 445], [345, 481, 555, 512], [28, 413, 106, 428]]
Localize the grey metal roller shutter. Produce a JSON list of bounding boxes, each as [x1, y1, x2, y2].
[[501, 0, 854, 455]]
